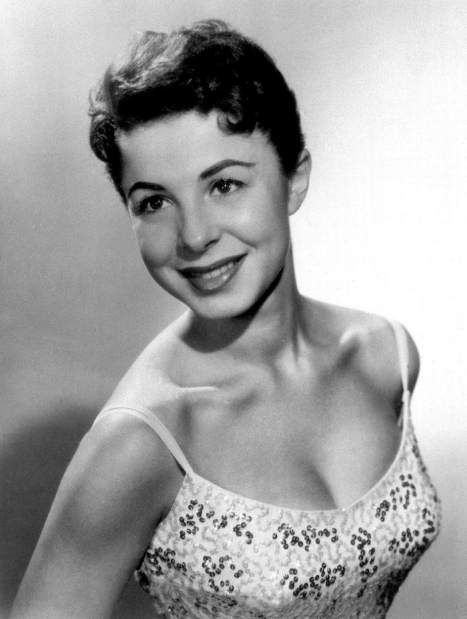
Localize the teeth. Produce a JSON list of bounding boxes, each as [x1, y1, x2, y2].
[[198, 260, 235, 280], [182, 257, 243, 292]]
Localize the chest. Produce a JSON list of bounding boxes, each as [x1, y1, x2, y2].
[[179, 363, 401, 512], [135, 423, 441, 618]]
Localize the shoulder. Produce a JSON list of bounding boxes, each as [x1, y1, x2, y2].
[[62, 412, 179, 542], [9, 412, 180, 618], [104, 311, 216, 421], [306, 299, 419, 405], [349, 313, 419, 396], [343, 310, 419, 408], [104, 313, 189, 416]]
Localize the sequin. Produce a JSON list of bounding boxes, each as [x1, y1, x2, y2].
[[91, 321, 441, 618], [135, 408, 441, 618]]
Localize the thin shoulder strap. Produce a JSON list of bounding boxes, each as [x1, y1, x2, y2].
[[93, 405, 194, 475], [390, 320, 410, 403]]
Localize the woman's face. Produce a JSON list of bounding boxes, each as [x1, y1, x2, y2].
[[118, 111, 307, 319]]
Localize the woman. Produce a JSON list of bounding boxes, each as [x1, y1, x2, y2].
[[12, 20, 441, 618]]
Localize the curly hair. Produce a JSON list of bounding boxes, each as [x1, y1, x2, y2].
[[89, 20, 305, 199]]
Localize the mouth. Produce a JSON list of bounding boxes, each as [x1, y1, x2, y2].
[[178, 254, 246, 293]]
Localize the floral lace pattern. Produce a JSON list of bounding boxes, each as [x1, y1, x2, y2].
[[135, 410, 441, 618]]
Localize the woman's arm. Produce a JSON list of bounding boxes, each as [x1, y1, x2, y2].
[[10, 411, 176, 619]]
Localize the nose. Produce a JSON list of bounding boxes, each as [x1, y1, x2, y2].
[[178, 204, 220, 255]]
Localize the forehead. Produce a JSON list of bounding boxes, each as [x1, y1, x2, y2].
[[118, 111, 279, 190]]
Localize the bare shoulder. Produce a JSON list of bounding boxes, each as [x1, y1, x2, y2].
[[104, 312, 190, 417], [305, 298, 420, 405], [63, 412, 179, 542], [10, 399, 180, 618], [351, 312, 419, 399], [11, 319, 191, 619]]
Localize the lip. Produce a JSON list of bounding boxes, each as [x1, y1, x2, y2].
[[178, 254, 246, 277], [178, 254, 246, 293]]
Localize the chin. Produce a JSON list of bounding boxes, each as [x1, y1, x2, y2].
[[186, 277, 283, 321], [186, 294, 258, 321]]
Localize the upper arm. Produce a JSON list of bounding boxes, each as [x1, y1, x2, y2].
[[11, 413, 174, 619]]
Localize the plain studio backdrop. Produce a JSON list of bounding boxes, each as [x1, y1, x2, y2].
[[1, 1, 466, 617]]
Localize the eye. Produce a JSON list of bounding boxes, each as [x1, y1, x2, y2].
[[211, 178, 244, 196], [132, 195, 170, 215]]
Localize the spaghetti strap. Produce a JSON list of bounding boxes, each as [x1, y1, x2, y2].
[[389, 320, 410, 407], [93, 405, 194, 475]]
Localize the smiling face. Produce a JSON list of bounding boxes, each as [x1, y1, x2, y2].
[[119, 111, 309, 319]]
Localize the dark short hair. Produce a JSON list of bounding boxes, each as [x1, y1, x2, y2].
[[89, 20, 305, 199]]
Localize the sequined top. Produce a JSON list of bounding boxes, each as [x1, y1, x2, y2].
[[94, 321, 441, 618]]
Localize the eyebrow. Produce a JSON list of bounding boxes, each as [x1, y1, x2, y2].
[[127, 159, 255, 199], [199, 158, 255, 180], [127, 181, 165, 200]]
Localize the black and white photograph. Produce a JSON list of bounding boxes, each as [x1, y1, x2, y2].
[[2, 1, 465, 617]]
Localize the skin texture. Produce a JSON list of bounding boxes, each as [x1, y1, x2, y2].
[[11, 111, 419, 618], [119, 111, 307, 320]]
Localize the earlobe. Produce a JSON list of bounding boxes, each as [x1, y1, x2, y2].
[[287, 149, 311, 215]]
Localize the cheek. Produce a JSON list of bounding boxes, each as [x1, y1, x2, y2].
[[234, 185, 290, 244], [133, 223, 175, 269]]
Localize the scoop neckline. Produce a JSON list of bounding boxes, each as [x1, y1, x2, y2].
[[176, 395, 410, 518]]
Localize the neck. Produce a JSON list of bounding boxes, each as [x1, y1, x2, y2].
[[184, 252, 308, 366]]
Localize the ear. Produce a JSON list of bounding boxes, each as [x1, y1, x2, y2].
[[287, 149, 311, 215]]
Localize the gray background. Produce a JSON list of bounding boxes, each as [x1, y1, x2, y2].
[[2, 1, 466, 617]]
